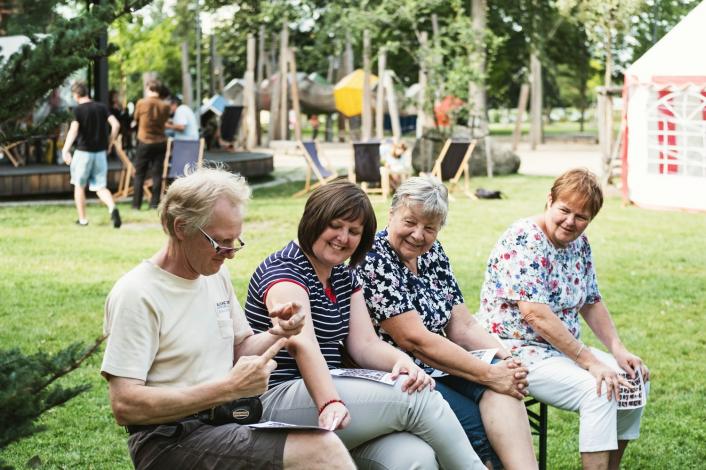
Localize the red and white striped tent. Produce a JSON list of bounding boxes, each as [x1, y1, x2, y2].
[[621, 1, 706, 212]]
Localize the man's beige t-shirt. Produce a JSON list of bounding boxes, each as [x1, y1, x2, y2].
[[101, 261, 253, 388], [134, 97, 170, 144]]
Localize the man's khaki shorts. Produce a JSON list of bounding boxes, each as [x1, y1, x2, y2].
[[128, 418, 287, 469]]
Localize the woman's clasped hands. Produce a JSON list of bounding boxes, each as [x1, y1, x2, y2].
[[486, 357, 529, 399]]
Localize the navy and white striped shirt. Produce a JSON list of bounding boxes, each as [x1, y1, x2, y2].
[[245, 241, 360, 388]]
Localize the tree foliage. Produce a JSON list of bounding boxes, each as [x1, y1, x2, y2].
[[109, 7, 181, 102], [0, 0, 151, 145], [0, 338, 104, 469]]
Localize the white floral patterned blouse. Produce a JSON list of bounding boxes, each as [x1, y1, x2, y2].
[[475, 218, 602, 367]]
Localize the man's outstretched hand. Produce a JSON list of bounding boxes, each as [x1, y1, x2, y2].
[[269, 301, 305, 338]]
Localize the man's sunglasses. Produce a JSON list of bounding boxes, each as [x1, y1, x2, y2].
[[199, 228, 245, 256]]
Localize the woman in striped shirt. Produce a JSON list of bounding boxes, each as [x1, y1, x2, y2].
[[245, 180, 483, 470]]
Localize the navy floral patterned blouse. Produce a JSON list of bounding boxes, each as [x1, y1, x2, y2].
[[356, 229, 464, 374]]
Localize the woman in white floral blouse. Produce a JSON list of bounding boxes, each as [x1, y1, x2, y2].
[[357, 175, 537, 470], [476, 168, 650, 469]]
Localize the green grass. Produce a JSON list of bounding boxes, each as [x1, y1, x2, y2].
[[1, 175, 705, 469], [489, 121, 598, 138]]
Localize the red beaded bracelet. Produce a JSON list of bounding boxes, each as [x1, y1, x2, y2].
[[318, 399, 345, 415]]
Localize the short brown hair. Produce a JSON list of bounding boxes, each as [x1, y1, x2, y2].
[[71, 81, 89, 98], [145, 79, 162, 93], [550, 168, 603, 219], [298, 179, 376, 267]]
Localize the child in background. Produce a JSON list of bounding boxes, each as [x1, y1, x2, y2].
[[384, 141, 410, 192]]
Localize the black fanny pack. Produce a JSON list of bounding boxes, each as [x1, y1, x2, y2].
[[125, 397, 263, 435], [208, 397, 263, 425]]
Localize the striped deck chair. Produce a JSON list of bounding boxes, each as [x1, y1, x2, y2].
[[294, 140, 338, 197], [430, 139, 477, 199], [349, 141, 390, 199], [160, 137, 205, 197]]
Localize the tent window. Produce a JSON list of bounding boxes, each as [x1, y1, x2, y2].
[[645, 87, 706, 177]]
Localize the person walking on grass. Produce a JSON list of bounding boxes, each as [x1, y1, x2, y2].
[[62, 81, 121, 228]]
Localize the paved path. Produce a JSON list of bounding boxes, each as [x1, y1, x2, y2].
[[0, 140, 603, 206], [512, 141, 602, 177]]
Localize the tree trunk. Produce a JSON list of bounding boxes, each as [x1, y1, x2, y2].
[[376, 48, 386, 140], [194, 3, 201, 111], [384, 70, 401, 142], [256, 26, 266, 145], [326, 55, 336, 142], [530, 52, 543, 150], [431, 13, 444, 99], [278, 21, 289, 140], [601, 27, 614, 180], [288, 48, 302, 142], [268, 33, 280, 143], [362, 30, 372, 142], [512, 83, 529, 151], [417, 32, 428, 139], [244, 34, 257, 150], [470, 0, 490, 176], [209, 35, 216, 97], [257, 25, 266, 85], [180, 41, 192, 107]]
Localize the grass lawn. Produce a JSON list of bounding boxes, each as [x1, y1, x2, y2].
[[1, 175, 705, 469]]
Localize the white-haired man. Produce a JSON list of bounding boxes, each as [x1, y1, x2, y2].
[[101, 167, 354, 469]]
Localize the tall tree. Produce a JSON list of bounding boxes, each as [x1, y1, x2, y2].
[[0, 0, 152, 145]]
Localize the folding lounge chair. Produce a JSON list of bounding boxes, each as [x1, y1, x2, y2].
[[349, 141, 390, 199], [0, 141, 24, 167], [430, 139, 477, 199], [220, 105, 244, 149], [113, 136, 154, 202], [160, 137, 206, 197], [294, 140, 338, 197]]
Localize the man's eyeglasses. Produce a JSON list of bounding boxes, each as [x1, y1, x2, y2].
[[198, 228, 245, 256]]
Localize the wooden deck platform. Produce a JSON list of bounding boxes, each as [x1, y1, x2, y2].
[[0, 150, 273, 199]]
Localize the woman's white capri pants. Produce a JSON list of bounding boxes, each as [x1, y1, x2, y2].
[[527, 347, 649, 453]]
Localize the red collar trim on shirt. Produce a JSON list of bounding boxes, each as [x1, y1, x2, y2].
[[324, 285, 337, 303]]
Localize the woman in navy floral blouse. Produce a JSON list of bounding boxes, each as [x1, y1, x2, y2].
[[476, 169, 650, 469], [357, 176, 537, 470]]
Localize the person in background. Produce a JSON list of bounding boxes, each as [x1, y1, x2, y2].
[[132, 79, 171, 210], [62, 81, 121, 228], [384, 141, 411, 192], [476, 168, 650, 470], [165, 95, 199, 140], [309, 114, 320, 140], [109, 89, 132, 154]]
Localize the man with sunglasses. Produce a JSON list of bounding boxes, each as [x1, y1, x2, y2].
[[101, 167, 355, 469]]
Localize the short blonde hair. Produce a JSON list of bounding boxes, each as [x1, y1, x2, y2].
[[159, 165, 251, 237], [550, 168, 603, 219], [390, 175, 449, 226]]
